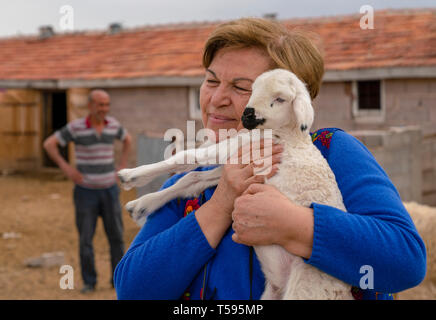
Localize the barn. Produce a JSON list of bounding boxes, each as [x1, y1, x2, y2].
[[0, 9, 435, 204]]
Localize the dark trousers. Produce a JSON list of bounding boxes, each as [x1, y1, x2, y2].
[[73, 184, 125, 287]]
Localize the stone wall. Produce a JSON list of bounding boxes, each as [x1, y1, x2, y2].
[[106, 86, 199, 169], [350, 126, 424, 204], [422, 134, 436, 205]]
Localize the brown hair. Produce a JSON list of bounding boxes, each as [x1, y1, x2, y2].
[[202, 18, 324, 100]]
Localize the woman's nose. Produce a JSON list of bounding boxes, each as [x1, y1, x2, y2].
[[210, 84, 231, 107]]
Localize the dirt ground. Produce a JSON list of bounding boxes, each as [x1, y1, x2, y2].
[[0, 170, 138, 300]]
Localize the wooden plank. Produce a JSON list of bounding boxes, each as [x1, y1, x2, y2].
[[0, 89, 42, 171], [0, 102, 37, 107], [1, 131, 38, 136]]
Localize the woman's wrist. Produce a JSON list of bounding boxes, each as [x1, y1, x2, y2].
[[195, 196, 233, 249], [278, 202, 314, 260]]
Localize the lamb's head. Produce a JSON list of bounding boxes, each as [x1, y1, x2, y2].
[[241, 69, 314, 135]]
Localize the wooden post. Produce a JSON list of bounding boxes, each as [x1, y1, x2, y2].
[[66, 88, 90, 165]]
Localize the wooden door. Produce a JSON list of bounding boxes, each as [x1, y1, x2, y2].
[[0, 89, 42, 171]]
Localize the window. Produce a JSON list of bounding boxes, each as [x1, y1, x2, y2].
[[357, 80, 381, 110], [352, 80, 385, 122], [189, 87, 202, 120]]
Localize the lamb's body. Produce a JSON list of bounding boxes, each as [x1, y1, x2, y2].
[[118, 69, 353, 299], [257, 128, 352, 299]]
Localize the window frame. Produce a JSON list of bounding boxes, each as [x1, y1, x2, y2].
[[188, 87, 202, 120], [352, 79, 385, 123]]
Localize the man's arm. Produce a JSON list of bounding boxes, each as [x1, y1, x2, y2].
[[117, 132, 132, 171], [43, 134, 83, 184]]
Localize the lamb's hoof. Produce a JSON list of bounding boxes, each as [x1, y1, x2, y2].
[[125, 201, 135, 216], [117, 169, 137, 190], [125, 199, 150, 224]]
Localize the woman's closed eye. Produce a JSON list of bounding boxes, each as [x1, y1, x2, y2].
[[206, 79, 220, 86], [234, 85, 251, 92]]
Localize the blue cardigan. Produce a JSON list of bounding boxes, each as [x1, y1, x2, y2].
[[114, 128, 426, 300]]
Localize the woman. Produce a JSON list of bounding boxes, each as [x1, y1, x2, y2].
[[114, 18, 426, 300]]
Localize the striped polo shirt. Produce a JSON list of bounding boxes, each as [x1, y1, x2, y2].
[[55, 116, 127, 189]]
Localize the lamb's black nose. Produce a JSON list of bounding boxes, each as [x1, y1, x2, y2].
[[241, 107, 265, 130], [243, 107, 255, 117]]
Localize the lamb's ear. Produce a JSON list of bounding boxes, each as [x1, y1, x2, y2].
[[293, 87, 314, 133]]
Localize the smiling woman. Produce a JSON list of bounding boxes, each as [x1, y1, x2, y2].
[[114, 17, 426, 300]]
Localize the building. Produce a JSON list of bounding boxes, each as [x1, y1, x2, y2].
[[0, 9, 435, 204]]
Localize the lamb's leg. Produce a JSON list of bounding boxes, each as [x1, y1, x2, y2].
[[281, 259, 353, 300], [118, 132, 252, 190], [281, 258, 305, 300], [260, 281, 280, 300], [117, 156, 199, 191], [127, 166, 223, 226], [118, 130, 267, 191]]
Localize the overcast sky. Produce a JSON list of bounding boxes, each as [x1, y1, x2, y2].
[[0, 0, 434, 37]]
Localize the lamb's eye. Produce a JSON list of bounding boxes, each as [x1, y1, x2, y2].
[[270, 97, 285, 107]]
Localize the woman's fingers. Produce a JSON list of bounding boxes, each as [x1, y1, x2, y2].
[[242, 182, 269, 195], [253, 152, 282, 168], [246, 164, 279, 186], [220, 138, 283, 198], [237, 141, 282, 183], [230, 139, 283, 165], [245, 172, 265, 186], [251, 141, 283, 162], [265, 165, 279, 179]]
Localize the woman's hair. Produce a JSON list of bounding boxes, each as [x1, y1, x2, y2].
[[202, 17, 324, 100]]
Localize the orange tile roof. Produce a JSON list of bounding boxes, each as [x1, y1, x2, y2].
[[0, 9, 434, 81]]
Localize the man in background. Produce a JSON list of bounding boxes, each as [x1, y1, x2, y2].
[[44, 89, 132, 294]]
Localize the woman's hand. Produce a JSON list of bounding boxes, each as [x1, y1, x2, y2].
[[210, 140, 284, 218], [195, 140, 283, 249], [231, 183, 315, 259]]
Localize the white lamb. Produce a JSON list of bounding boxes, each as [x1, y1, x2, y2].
[[118, 69, 353, 300]]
